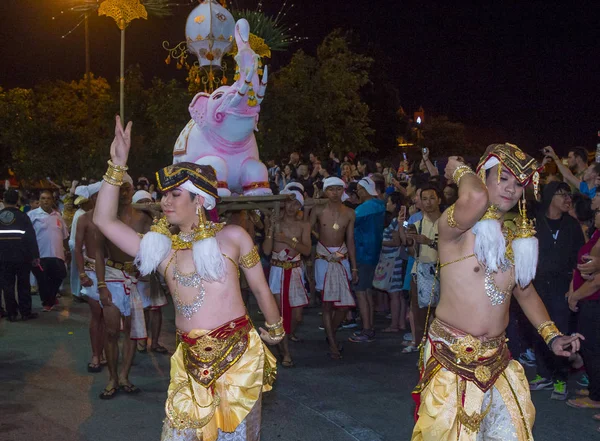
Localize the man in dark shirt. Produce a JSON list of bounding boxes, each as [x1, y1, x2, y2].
[[530, 181, 585, 399], [0, 189, 40, 321]]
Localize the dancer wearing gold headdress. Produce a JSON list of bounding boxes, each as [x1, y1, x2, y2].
[[411, 143, 584, 441], [94, 117, 282, 441]]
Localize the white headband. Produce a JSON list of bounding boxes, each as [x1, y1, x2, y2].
[[281, 189, 304, 207], [181, 181, 216, 210], [323, 177, 346, 190]]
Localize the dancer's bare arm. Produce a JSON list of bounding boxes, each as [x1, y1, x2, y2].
[[514, 283, 584, 357], [440, 156, 489, 239], [93, 116, 141, 258], [345, 211, 358, 284], [74, 214, 92, 287]]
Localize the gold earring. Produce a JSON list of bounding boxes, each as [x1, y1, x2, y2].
[[196, 205, 206, 225]]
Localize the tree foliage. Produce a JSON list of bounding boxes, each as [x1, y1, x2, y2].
[[0, 71, 190, 182], [258, 30, 374, 161]]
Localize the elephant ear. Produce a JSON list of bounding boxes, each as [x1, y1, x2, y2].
[[189, 92, 211, 127]]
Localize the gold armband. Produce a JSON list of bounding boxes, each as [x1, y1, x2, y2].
[[265, 317, 285, 339], [239, 245, 261, 269], [97, 282, 107, 289], [103, 160, 128, 187], [447, 204, 459, 228], [453, 165, 476, 186], [537, 320, 563, 345]]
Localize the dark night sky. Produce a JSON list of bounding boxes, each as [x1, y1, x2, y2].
[[1, 0, 599, 153]]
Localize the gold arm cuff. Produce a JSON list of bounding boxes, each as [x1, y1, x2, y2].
[[447, 204, 459, 228], [453, 165, 476, 186], [239, 246, 261, 269], [537, 321, 563, 345]]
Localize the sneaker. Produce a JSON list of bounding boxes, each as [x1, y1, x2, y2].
[[577, 374, 590, 388], [519, 350, 536, 367], [402, 345, 418, 353], [529, 375, 553, 391], [403, 332, 413, 341], [551, 380, 568, 400], [349, 331, 374, 343], [341, 320, 358, 329], [42, 306, 52, 312], [21, 313, 39, 321]]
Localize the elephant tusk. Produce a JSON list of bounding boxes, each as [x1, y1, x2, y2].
[[229, 67, 255, 107], [256, 66, 268, 104]]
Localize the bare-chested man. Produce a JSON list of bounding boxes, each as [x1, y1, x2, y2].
[[94, 117, 281, 439], [310, 177, 358, 359], [412, 144, 584, 441], [73, 182, 105, 372], [263, 189, 311, 367], [96, 177, 153, 399]]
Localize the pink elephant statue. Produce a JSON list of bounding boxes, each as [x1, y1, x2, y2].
[[173, 19, 271, 196]]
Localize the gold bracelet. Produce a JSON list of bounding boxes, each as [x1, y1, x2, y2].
[[453, 165, 476, 186], [104, 166, 125, 181], [108, 159, 128, 171], [265, 317, 283, 330], [537, 321, 563, 345], [79, 273, 87, 278], [97, 282, 107, 288], [103, 174, 123, 187], [291, 237, 298, 250]]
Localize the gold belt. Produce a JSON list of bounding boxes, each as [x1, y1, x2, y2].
[[316, 253, 347, 262], [106, 259, 136, 274], [270, 259, 302, 270]]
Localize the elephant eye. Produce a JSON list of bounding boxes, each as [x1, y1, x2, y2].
[[212, 92, 224, 100]]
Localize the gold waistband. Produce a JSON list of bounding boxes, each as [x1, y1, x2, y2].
[[178, 317, 252, 389], [106, 259, 135, 274], [426, 318, 510, 392], [270, 258, 302, 270], [429, 318, 506, 353]]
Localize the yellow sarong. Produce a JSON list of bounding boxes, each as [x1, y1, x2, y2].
[[162, 315, 276, 441], [412, 319, 535, 441]]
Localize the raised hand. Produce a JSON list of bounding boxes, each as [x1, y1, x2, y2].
[[542, 146, 558, 160], [110, 115, 132, 167], [445, 156, 466, 182]]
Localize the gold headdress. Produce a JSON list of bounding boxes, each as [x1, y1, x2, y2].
[[476, 143, 541, 198]]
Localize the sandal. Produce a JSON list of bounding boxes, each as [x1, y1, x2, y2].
[[150, 345, 169, 354], [593, 414, 600, 421], [566, 397, 600, 409], [137, 341, 148, 353], [281, 360, 295, 368], [100, 359, 108, 366], [99, 387, 119, 400], [119, 383, 141, 394], [290, 334, 303, 343], [382, 327, 400, 333], [328, 351, 343, 360], [87, 362, 102, 373]]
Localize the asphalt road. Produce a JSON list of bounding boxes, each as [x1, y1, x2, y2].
[[1, 293, 598, 441]]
